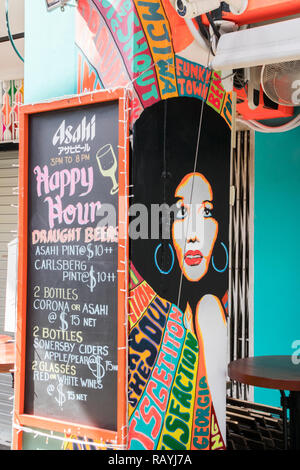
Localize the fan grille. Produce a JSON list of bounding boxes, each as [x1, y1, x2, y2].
[[261, 60, 300, 106]]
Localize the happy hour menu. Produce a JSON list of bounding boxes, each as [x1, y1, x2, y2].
[[24, 101, 120, 430]]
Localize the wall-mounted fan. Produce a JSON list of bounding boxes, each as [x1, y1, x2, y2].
[[261, 60, 300, 107]]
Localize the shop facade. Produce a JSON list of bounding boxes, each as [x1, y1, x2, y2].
[[0, 0, 299, 450]]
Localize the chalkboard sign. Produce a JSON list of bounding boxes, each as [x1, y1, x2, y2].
[[14, 90, 128, 448]]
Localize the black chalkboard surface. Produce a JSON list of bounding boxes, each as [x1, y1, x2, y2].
[[23, 99, 122, 431]]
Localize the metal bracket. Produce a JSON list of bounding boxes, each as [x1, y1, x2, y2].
[[280, 390, 289, 450]]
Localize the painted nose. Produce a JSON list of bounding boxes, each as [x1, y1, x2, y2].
[[187, 233, 197, 243], [186, 211, 205, 247]]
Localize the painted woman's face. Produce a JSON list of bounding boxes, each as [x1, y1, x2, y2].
[[172, 172, 218, 282]]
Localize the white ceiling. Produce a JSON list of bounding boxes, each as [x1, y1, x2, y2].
[[0, 0, 24, 80]]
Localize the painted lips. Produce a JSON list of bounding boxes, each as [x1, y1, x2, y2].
[[184, 250, 203, 266]]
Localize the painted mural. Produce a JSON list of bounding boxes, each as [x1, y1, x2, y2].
[[127, 98, 230, 450], [64, 0, 232, 451], [0, 79, 24, 142], [76, 0, 232, 128]]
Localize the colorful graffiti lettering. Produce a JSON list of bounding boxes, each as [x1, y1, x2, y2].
[[134, 0, 178, 99], [76, 0, 232, 127], [128, 295, 171, 414], [176, 57, 210, 101], [127, 270, 227, 450], [128, 281, 157, 328], [158, 331, 198, 450]]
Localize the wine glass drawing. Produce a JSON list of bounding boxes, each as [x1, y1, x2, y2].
[[96, 143, 119, 195]]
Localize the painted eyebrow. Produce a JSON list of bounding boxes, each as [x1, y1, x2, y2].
[[203, 200, 213, 207], [174, 198, 214, 206], [175, 197, 184, 204]]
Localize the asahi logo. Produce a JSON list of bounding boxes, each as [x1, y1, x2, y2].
[[52, 114, 96, 146]]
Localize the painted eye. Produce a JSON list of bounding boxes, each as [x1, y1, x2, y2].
[[177, 205, 188, 219], [203, 208, 212, 218]]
